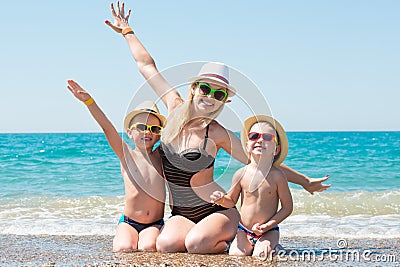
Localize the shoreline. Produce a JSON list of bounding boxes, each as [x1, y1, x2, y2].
[[1, 235, 399, 266]]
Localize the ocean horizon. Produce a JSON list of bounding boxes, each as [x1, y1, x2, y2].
[[1, 131, 399, 238]]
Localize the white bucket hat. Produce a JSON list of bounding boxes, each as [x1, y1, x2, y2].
[[188, 62, 236, 96]]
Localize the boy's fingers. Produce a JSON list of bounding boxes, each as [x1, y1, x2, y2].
[[67, 81, 75, 88], [320, 175, 330, 182], [317, 186, 330, 192], [67, 79, 77, 85]]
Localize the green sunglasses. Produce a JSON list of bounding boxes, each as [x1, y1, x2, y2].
[[196, 83, 228, 102]]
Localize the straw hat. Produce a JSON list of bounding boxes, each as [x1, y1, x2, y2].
[[188, 62, 236, 96], [123, 100, 166, 130], [241, 115, 288, 166]]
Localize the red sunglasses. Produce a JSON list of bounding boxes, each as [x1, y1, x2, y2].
[[248, 132, 278, 143]]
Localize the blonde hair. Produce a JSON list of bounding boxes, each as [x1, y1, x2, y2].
[[161, 83, 225, 144]]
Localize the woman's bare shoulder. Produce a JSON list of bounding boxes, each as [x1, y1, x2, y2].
[[209, 120, 228, 133], [208, 120, 229, 139]]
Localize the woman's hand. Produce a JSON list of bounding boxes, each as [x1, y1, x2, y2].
[[67, 80, 91, 102], [105, 1, 132, 33]]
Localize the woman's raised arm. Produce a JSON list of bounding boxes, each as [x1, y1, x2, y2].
[[105, 1, 182, 113]]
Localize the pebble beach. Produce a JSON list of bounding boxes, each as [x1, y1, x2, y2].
[[1, 235, 399, 266]]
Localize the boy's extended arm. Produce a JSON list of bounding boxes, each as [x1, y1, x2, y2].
[[278, 164, 331, 194], [105, 2, 181, 112], [67, 80, 125, 161]]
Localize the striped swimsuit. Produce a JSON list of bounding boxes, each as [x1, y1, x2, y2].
[[159, 125, 228, 223]]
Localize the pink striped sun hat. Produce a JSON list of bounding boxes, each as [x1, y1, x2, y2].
[[188, 62, 236, 96]]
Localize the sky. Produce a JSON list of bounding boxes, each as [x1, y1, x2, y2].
[[0, 0, 399, 133]]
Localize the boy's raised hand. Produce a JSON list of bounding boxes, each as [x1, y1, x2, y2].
[[67, 80, 91, 103], [105, 1, 132, 33], [210, 191, 224, 204]]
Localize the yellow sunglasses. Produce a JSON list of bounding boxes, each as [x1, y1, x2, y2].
[[129, 123, 163, 135]]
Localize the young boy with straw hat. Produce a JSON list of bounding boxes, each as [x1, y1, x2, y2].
[[66, 79, 166, 252], [210, 115, 293, 257]]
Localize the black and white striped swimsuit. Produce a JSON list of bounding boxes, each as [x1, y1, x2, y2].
[[159, 125, 228, 223]]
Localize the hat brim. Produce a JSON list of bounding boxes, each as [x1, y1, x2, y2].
[[188, 76, 236, 96], [123, 110, 166, 130], [241, 115, 288, 166]]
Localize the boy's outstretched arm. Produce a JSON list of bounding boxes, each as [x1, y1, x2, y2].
[[278, 164, 331, 195], [67, 79, 125, 161], [105, 2, 181, 113]]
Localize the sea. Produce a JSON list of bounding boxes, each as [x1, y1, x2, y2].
[[1, 132, 399, 239]]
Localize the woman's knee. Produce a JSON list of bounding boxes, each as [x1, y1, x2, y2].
[[185, 231, 206, 253], [156, 216, 194, 252], [185, 230, 224, 254], [156, 233, 185, 253], [155, 234, 170, 252]]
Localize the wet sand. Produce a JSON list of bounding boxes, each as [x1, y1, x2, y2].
[[1, 235, 399, 266]]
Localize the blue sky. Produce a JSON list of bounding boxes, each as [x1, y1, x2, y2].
[[1, 0, 399, 133]]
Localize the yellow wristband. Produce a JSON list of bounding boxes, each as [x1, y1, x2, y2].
[[122, 27, 134, 36], [220, 195, 225, 205], [84, 97, 94, 106]]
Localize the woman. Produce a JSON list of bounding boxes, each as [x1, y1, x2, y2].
[[105, 2, 330, 254]]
